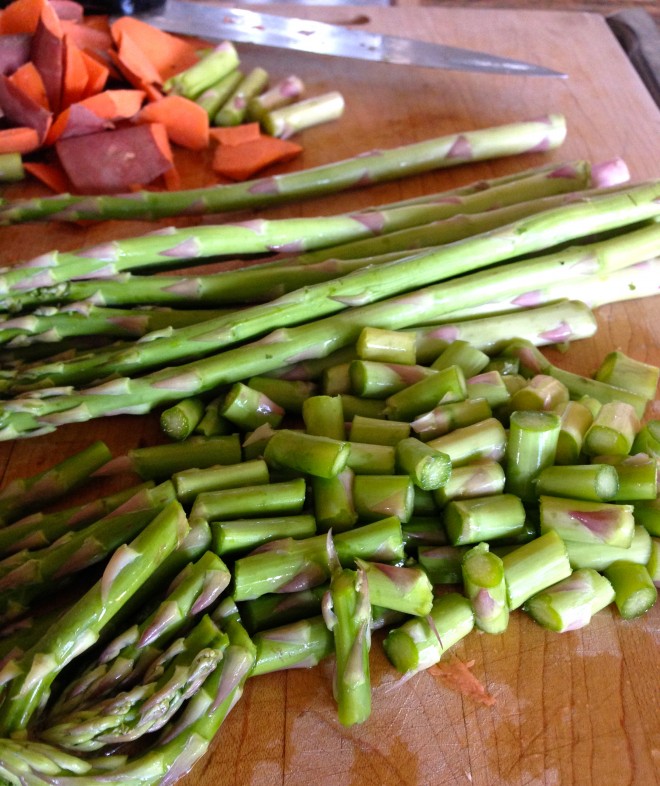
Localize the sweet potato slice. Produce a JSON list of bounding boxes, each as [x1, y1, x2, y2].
[[136, 94, 209, 151], [212, 135, 303, 181], [0, 74, 52, 142], [0, 126, 39, 154], [55, 123, 174, 193], [110, 16, 200, 83]]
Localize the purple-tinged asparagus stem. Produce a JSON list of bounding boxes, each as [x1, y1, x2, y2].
[[539, 494, 635, 547], [466, 371, 511, 409], [239, 584, 328, 634], [221, 382, 285, 431], [246, 74, 305, 121], [353, 474, 415, 522], [433, 460, 506, 507], [411, 397, 492, 442], [509, 374, 570, 412], [232, 517, 405, 601], [523, 568, 615, 631], [350, 359, 434, 399], [431, 339, 489, 377], [312, 469, 359, 533], [385, 365, 467, 421], [322, 560, 372, 727], [249, 376, 318, 416], [461, 542, 509, 634], [355, 558, 433, 616], [0, 481, 152, 556], [4, 200, 660, 440]]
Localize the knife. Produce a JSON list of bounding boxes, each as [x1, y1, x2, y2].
[[84, 0, 567, 78]]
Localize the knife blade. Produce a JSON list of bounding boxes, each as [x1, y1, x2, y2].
[[130, 0, 566, 78]]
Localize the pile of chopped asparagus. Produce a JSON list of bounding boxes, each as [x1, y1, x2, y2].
[[0, 323, 657, 784], [0, 114, 658, 783]]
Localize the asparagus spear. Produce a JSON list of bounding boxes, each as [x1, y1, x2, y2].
[[0, 441, 112, 526], [0, 500, 189, 735], [0, 116, 568, 224]]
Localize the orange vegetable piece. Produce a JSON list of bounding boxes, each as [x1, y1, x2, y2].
[[0, 0, 47, 35], [79, 49, 109, 98], [212, 135, 303, 181], [23, 160, 70, 192], [209, 122, 261, 147], [110, 16, 199, 84], [62, 39, 89, 109], [46, 89, 146, 144], [136, 95, 209, 151], [8, 62, 49, 110], [0, 126, 40, 154]]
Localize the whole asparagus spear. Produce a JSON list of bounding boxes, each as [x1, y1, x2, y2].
[[0, 116, 567, 224]]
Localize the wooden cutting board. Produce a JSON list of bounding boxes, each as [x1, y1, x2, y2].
[[0, 6, 659, 786]]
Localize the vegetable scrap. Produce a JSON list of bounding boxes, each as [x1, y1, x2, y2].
[[0, 0, 345, 193]]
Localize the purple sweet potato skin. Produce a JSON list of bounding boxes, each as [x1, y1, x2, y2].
[[0, 34, 31, 76], [56, 124, 172, 194]]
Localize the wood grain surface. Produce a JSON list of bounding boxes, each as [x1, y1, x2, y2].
[[0, 6, 659, 786]]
